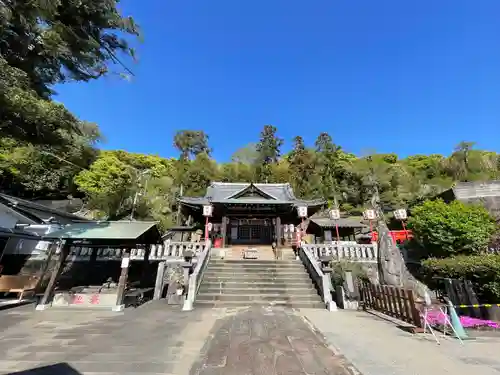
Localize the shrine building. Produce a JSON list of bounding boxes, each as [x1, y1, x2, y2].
[[178, 182, 325, 247]]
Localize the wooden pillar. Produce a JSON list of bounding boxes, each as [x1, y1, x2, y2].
[[36, 241, 69, 310], [275, 216, 281, 248], [140, 244, 151, 287], [114, 248, 131, 311], [221, 216, 227, 247]]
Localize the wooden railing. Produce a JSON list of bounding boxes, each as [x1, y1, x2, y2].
[[360, 282, 422, 328], [298, 245, 335, 310], [302, 243, 378, 263], [65, 241, 206, 262], [182, 240, 212, 311]]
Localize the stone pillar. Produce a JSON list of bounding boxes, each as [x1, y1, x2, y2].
[[36, 241, 69, 310], [140, 244, 151, 287], [153, 261, 165, 300], [114, 248, 131, 311], [221, 216, 227, 247]]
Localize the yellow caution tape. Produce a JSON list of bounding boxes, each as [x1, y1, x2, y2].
[[456, 304, 500, 308]]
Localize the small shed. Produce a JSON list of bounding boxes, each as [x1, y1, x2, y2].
[[437, 181, 500, 219], [308, 217, 368, 243], [37, 221, 163, 311]]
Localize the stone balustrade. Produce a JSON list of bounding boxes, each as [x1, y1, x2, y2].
[[301, 243, 378, 263], [66, 241, 206, 262]]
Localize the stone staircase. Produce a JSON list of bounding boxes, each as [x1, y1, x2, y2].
[[196, 259, 325, 308]]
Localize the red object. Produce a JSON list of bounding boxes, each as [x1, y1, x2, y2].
[[371, 230, 413, 243], [89, 294, 100, 305], [72, 295, 84, 304], [335, 223, 340, 242], [204, 216, 209, 241], [295, 230, 302, 244], [214, 238, 223, 248]]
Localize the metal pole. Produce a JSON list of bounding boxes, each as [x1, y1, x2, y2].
[[401, 220, 408, 240], [335, 222, 340, 242], [205, 216, 209, 242]]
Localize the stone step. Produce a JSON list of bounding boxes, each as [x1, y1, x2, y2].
[[195, 300, 326, 308], [201, 280, 315, 288], [204, 271, 307, 278], [209, 260, 301, 265], [198, 287, 317, 295], [196, 293, 322, 302], [208, 263, 305, 270], [203, 275, 312, 282]]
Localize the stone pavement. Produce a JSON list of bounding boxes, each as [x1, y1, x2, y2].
[[0, 303, 356, 375], [301, 308, 500, 375]]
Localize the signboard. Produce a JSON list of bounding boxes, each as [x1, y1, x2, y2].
[[297, 206, 308, 218], [394, 209, 408, 220], [207, 222, 213, 232], [203, 205, 213, 217], [363, 209, 376, 220], [283, 225, 288, 233], [121, 257, 130, 268], [328, 209, 340, 220], [288, 224, 295, 232]]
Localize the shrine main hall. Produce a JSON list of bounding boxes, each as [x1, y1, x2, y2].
[[178, 182, 325, 247]]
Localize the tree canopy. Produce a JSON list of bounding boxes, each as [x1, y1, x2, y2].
[[408, 199, 497, 258]]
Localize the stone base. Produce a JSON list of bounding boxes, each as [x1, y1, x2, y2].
[[111, 304, 125, 312], [35, 303, 51, 311]]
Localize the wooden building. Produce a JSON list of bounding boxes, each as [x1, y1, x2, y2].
[[178, 182, 325, 247], [307, 217, 368, 243], [437, 181, 500, 219]]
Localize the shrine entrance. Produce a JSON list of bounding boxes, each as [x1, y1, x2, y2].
[[228, 218, 274, 245]]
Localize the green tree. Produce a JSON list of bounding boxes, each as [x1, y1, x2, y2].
[[255, 125, 283, 182], [408, 199, 497, 258], [288, 136, 320, 199], [1, 0, 140, 97], [0, 123, 100, 198], [74, 153, 135, 218], [173, 130, 211, 161], [182, 152, 219, 196], [1, 0, 139, 146]]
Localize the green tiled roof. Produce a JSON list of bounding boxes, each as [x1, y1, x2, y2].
[[44, 221, 160, 241]]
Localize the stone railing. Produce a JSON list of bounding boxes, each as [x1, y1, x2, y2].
[[298, 245, 336, 311], [302, 243, 378, 263], [66, 241, 206, 262], [183, 240, 212, 311]]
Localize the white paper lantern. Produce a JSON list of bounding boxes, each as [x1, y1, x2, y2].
[[363, 209, 376, 220], [328, 209, 340, 220], [203, 205, 213, 217], [394, 209, 407, 220], [297, 206, 308, 218]]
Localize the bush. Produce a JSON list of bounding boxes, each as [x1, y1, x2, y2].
[[408, 199, 497, 258], [422, 255, 500, 302]]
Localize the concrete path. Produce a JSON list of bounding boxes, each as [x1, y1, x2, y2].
[[0, 303, 355, 375], [301, 308, 500, 375], [4, 303, 500, 375]]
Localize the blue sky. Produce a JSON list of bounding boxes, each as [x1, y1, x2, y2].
[[55, 0, 500, 161]]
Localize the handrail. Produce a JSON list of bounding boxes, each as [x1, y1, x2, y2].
[[182, 240, 212, 311], [302, 243, 378, 263], [299, 244, 336, 311]]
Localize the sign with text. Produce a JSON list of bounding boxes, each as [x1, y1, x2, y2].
[[394, 209, 408, 220], [203, 205, 213, 217], [328, 209, 340, 220], [297, 206, 308, 218], [363, 209, 376, 220]]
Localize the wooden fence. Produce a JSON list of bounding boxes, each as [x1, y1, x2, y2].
[[360, 282, 422, 328]]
